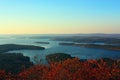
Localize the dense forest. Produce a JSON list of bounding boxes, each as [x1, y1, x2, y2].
[[0, 53, 33, 73], [0, 53, 120, 80]]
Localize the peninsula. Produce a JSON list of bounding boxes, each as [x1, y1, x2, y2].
[[59, 43, 120, 51], [0, 44, 45, 53]]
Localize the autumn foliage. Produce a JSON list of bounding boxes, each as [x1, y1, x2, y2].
[[0, 58, 120, 80]]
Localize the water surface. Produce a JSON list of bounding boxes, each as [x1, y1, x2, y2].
[[0, 35, 119, 63]]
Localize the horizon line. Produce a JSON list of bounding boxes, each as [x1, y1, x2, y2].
[[0, 33, 120, 35]]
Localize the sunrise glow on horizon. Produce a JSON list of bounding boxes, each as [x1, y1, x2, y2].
[[0, 0, 120, 34]]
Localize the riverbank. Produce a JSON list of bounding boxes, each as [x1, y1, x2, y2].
[[0, 44, 45, 53], [59, 43, 120, 51]]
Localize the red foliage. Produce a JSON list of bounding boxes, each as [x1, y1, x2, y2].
[[0, 58, 120, 80], [0, 70, 6, 79]]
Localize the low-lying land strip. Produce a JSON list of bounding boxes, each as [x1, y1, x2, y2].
[[59, 43, 120, 51], [0, 44, 45, 53], [35, 42, 50, 44]]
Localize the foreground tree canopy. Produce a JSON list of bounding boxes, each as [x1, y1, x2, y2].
[[0, 58, 120, 80], [0, 53, 33, 73]]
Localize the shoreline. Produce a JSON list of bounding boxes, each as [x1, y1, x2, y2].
[[0, 44, 45, 53]]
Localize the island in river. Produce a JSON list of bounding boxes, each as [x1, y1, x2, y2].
[[46, 53, 73, 63], [35, 42, 50, 44], [59, 43, 120, 51], [0, 44, 45, 53]]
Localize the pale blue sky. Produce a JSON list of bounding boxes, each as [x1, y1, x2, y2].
[[0, 0, 120, 34]]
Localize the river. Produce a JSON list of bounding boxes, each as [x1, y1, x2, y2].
[[0, 34, 119, 63]]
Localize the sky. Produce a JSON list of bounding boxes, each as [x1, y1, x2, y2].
[[0, 0, 120, 34]]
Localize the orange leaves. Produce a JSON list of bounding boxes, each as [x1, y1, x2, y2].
[[0, 58, 120, 80]]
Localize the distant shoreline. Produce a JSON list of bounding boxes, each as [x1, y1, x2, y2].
[[59, 43, 120, 51]]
